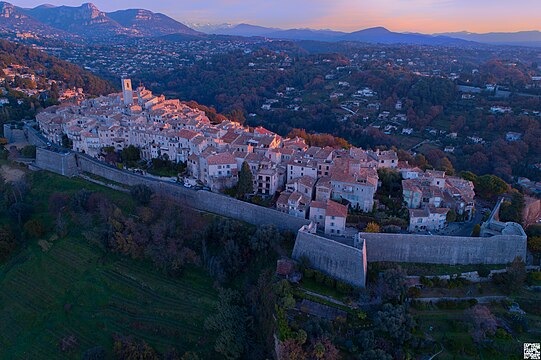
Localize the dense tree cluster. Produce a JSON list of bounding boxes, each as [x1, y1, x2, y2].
[[204, 288, 250, 359], [202, 220, 282, 283], [0, 40, 115, 95], [287, 129, 351, 149], [0, 39, 115, 127]]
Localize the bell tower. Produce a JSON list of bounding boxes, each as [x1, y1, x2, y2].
[[121, 78, 133, 106]]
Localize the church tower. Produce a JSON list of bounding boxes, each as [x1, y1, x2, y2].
[[121, 78, 133, 106]]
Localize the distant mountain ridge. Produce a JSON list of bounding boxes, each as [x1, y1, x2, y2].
[[0, 1, 201, 40], [1, 2, 540, 47], [205, 23, 473, 46], [438, 30, 541, 47], [0, 1, 75, 39]]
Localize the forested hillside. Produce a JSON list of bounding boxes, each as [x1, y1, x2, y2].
[[0, 39, 115, 128], [0, 39, 114, 95]]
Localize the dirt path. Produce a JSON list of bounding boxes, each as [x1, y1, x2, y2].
[[0, 165, 25, 183]]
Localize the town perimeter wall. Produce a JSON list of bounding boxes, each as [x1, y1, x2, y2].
[[35, 148, 310, 232], [360, 232, 527, 265], [34, 146, 528, 288], [35, 148, 79, 177], [292, 229, 367, 288], [25, 126, 48, 147]]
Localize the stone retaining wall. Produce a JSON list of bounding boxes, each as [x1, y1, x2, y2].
[[359, 232, 527, 265], [292, 226, 367, 287], [35, 148, 309, 232]]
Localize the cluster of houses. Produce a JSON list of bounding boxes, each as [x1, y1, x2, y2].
[[1, 64, 85, 102], [37, 78, 479, 236], [400, 167, 475, 232]]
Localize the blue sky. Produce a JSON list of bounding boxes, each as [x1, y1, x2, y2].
[[11, 0, 541, 33]]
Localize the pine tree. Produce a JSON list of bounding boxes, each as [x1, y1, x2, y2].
[[236, 161, 253, 199]]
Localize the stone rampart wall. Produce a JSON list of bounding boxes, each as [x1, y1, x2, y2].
[[360, 232, 527, 265], [292, 228, 367, 287]]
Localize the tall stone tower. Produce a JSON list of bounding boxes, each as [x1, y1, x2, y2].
[[121, 78, 133, 106]]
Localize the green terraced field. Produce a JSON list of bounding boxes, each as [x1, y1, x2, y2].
[[0, 170, 219, 359]]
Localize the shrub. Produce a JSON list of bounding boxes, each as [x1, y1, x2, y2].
[[356, 310, 367, 320], [528, 236, 541, 253], [517, 299, 541, 316], [477, 268, 491, 278], [314, 271, 326, 284], [304, 268, 315, 279], [495, 328, 511, 339], [24, 218, 45, 238], [436, 299, 476, 310], [411, 300, 432, 310], [324, 276, 335, 288], [407, 287, 421, 298], [530, 272, 541, 281], [336, 281, 353, 294], [419, 276, 433, 287], [21, 145, 36, 158], [365, 222, 381, 233], [130, 184, 152, 205]]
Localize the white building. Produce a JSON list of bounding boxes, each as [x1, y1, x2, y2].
[[408, 206, 449, 232], [330, 170, 378, 212], [309, 199, 348, 235]]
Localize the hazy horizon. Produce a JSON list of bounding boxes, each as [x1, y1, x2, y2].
[[9, 0, 541, 34]]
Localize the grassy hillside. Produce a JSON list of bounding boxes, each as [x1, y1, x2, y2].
[[0, 167, 218, 358]]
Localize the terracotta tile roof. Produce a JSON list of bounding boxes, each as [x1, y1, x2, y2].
[[296, 175, 316, 188], [316, 176, 332, 189], [276, 191, 292, 206], [207, 152, 236, 165], [177, 129, 199, 140], [309, 200, 327, 209], [325, 200, 348, 218], [221, 130, 240, 143], [254, 126, 275, 136]]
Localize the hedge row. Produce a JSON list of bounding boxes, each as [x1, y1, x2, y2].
[[411, 298, 478, 310], [303, 268, 354, 294]]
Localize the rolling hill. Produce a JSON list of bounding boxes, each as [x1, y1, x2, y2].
[[0, 2, 201, 40], [439, 30, 541, 47], [207, 23, 473, 46]]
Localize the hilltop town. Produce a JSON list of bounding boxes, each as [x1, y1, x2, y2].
[[35, 78, 480, 237], [0, 2, 540, 359]]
